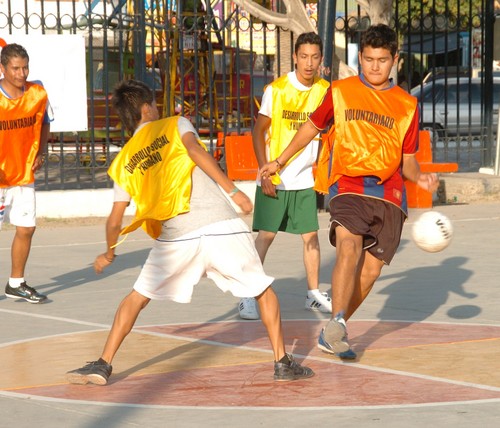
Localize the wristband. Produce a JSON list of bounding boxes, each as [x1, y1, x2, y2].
[[229, 187, 240, 198], [275, 159, 283, 169]]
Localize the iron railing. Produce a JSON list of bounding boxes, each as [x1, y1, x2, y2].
[[0, 1, 496, 190]]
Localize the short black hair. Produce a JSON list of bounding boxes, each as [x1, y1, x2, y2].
[[112, 79, 154, 135], [360, 24, 398, 57], [0, 43, 29, 67], [295, 32, 323, 56]]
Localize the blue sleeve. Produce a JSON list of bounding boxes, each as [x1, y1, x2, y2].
[[32, 80, 54, 124]]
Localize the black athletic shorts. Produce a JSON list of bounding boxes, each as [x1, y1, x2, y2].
[[328, 194, 406, 264]]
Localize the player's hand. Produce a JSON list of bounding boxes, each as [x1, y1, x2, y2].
[[32, 153, 45, 172], [417, 173, 439, 193], [259, 160, 279, 180], [94, 253, 114, 274], [260, 176, 277, 198], [231, 190, 253, 214]]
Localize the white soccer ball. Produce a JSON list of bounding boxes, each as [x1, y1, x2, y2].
[[412, 211, 453, 253]]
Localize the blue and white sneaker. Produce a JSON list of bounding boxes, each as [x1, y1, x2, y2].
[[317, 317, 357, 360]]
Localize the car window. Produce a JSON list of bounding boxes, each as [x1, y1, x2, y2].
[[414, 80, 499, 105], [421, 82, 444, 103], [445, 85, 457, 103], [457, 83, 481, 104]]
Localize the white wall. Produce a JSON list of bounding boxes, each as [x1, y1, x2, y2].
[[36, 182, 258, 218]]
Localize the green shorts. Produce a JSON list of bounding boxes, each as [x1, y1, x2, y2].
[[252, 186, 319, 234]]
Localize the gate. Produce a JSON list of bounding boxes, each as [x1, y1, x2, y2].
[[0, 1, 497, 190]]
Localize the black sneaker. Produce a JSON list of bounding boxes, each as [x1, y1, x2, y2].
[[66, 358, 113, 385], [274, 353, 314, 381], [5, 281, 47, 304]]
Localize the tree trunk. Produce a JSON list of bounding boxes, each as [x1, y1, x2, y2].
[[232, 0, 395, 80]]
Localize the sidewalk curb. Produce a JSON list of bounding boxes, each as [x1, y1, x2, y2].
[[34, 173, 500, 219], [438, 172, 500, 204]]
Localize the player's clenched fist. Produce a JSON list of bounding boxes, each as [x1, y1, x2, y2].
[[94, 253, 114, 274]]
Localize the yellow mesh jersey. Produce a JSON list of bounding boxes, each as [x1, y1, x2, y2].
[[0, 82, 47, 187], [316, 76, 417, 192], [268, 74, 329, 185], [108, 116, 206, 239]]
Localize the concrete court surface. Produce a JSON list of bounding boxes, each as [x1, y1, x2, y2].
[[0, 202, 499, 428]]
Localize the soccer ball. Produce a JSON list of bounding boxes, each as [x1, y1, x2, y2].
[[412, 211, 453, 253]]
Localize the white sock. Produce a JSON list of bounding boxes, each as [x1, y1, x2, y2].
[[307, 289, 323, 298], [8, 278, 24, 288], [333, 314, 346, 326]]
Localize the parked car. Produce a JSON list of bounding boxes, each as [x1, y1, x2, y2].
[[421, 67, 471, 84], [421, 67, 500, 84], [411, 77, 500, 137]]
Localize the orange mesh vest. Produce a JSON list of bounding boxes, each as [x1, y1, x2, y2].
[[315, 76, 417, 193], [0, 82, 48, 187], [108, 117, 205, 239]]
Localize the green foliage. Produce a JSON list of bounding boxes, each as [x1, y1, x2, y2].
[[395, 0, 483, 17], [182, 0, 205, 32]]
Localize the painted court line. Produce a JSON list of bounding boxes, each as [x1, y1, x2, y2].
[[1, 389, 499, 411], [1, 309, 499, 397], [0, 308, 111, 331], [319, 357, 500, 393], [0, 237, 149, 251]]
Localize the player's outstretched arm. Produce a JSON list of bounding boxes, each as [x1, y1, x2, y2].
[[94, 201, 128, 274], [182, 132, 253, 214], [253, 114, 277, 197], [260, 120, 319, 179], [402, 154, 439, 193], [252, 114, 271, 169]]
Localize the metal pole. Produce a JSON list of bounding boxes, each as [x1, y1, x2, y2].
[[483, 0, 495, 167], [495, 112, 500, 175], [317, 0, 336, 82], [134, 0, 146, 82], [494, 15, 500, 175]]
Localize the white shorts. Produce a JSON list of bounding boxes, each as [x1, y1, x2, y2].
[[0, 185, 36, 230], [133, 218, 274, 303]]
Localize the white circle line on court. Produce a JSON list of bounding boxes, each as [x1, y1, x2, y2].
[[0, 237, 150, 251], [1, 314, 499, 396], [1, 389, 499, 411], [0, 310, 498, 345], [0, 308, 111, 334], [2, 308, 500, 328], [312, 355, 500, 393]]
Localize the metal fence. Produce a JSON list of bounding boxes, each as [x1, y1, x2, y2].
[[0, 1, 497, 190], [392, 1, 498, 172]]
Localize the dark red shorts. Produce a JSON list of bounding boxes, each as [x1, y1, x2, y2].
[[328, 194, 406, 264]]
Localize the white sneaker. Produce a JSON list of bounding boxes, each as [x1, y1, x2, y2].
[[238, 297, 260, 320], [305, 291, 332, 313]]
